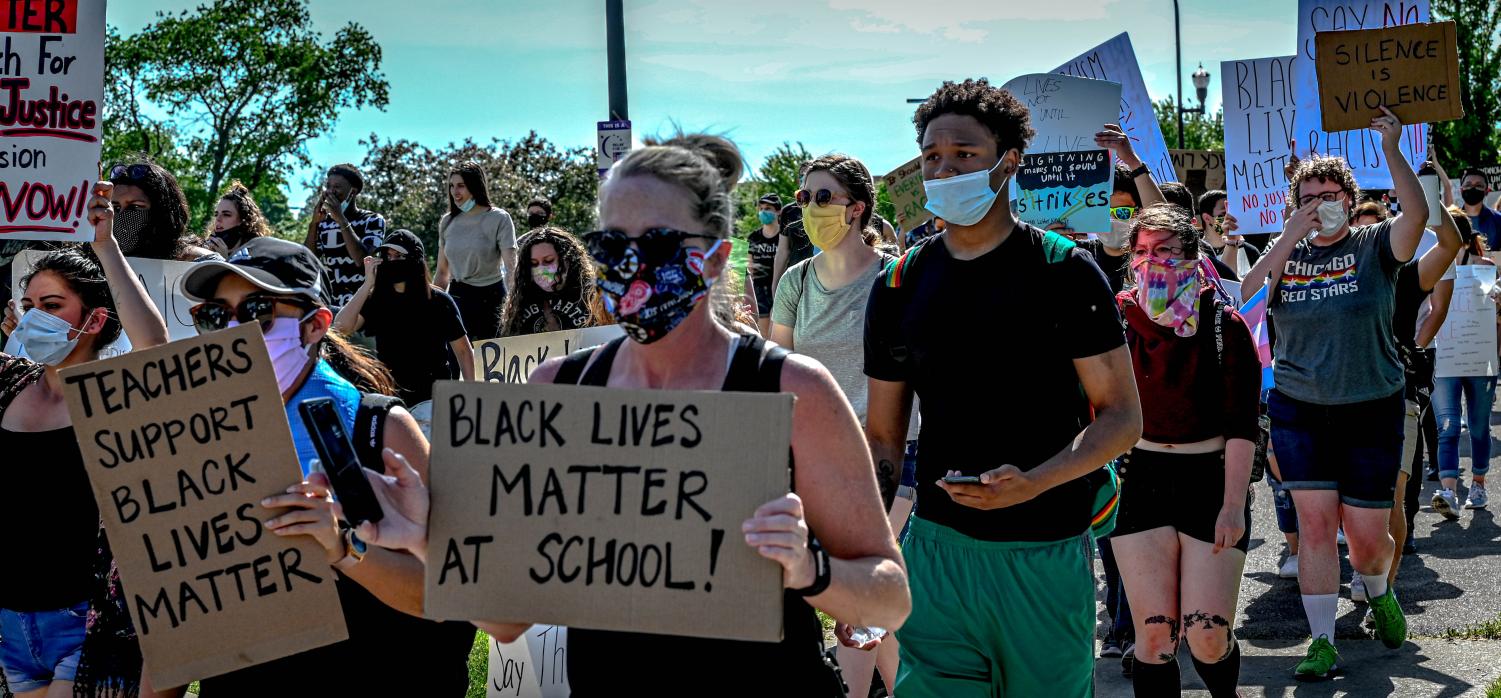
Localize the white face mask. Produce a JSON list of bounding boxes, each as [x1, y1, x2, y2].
[[12, 307, 90, 365], [1316, 199, 1348, 237], [1100, 218, 1131, 249], [922, 158, 1008, 227], [458, 199, 476, 213]]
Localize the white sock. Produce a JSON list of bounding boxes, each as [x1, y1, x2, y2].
[[1302, 593, 1338, 644], [1362, 572, 1390, 599]]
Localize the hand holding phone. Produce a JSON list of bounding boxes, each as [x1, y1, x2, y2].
[[942, 475, 982, 485], [298, 397, 385, 526]]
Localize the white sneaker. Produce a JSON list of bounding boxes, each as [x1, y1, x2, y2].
[[1279, 554, 1300, 579], [1433, 488, 1461, 520], [1337, 528, 1347, 546], [1351, 575, 1368, 603], [1466, 482, 1489, 509]]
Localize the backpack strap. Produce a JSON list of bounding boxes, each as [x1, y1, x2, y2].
[[1213, 299, 1225, 367], [555, 336, 628, 387], [881, 234, 938, 288], [353, 392, 404, 472]]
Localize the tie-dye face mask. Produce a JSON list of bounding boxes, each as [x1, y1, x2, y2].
[[1132, 255, 1202, 337]]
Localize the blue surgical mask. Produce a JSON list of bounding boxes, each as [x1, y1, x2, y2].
[[758, 210, 777, 226], [458, 199, 477, 213], [922, 158, 1008, 227], [12, 307, 91, 365]]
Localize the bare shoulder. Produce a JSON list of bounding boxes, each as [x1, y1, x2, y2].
[[778, 352, 840, 403], [530, 356, 566, 384]]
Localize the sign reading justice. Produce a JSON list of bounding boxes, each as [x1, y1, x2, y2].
[[424, 381, 792, 642]]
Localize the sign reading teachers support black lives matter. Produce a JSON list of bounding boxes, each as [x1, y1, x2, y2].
[[0, 0, 105, 241], [424, 381, 793, 642], [1315, 21, 1462, 132], [60, 323, 347, 688]]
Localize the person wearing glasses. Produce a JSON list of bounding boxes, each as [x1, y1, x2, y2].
[[178, 236, 474, 696], [499, 226, 610, 337], [333, 230, 474, 407], [434, 161, 517, 341], [0, 183, 174, 698], [1071, 132, 1165, 293], [1241, 106, 1423, 681], [1111, 204, 1260, 697], [107, 161, 221, 262]]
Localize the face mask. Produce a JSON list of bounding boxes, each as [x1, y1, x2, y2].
[[1132, 255, 1203, 337], [215, 224, 250, 251], [532, 262, 560, 292], [1463, 188, 1487, 206], [1316, 200, 1347, 237], [458, 199, 476, 213], [232, 315, 313, 395], [802, 204, 852, 250], [12, 307, 91, 365], [527, 211, 549, 228], [1100, 218, 1131, 249], [922, 158, 1007, 227], [112, 208, 152, 256], [758, 210, 777, 226], [598, 240, 722, 344]]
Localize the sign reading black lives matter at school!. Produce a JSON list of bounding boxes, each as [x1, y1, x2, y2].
[[425, 381, 792, 641], [1314, 21, 1462, 133], [60, 323, 347, 688], [0, 0, 105, 241]]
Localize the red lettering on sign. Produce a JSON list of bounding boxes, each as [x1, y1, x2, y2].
[[0, 0, 76, 34]]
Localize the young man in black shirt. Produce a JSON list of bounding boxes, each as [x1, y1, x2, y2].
[[303, 163, 387, 308], [865, 78, 1142, 697]]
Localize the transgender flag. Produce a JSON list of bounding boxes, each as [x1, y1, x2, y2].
[[1238, 285, 1275, 390]]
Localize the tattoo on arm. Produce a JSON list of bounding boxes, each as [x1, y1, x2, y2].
[[877, 458, 898, 511]]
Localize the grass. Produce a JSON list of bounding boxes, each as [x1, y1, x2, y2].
[[467, 630, 490, 698], [1489, 675, 1501, 698], [1437, 613, 1501, 641]]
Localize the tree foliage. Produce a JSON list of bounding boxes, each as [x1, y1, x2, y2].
[[1431, 0, 1501, 169], [1154, 97, 1225, 152], [734, 141, 812, 235]]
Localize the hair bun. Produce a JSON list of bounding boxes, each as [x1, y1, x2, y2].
[[660, 133, 744, 191]]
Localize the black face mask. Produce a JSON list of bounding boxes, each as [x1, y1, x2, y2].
[[1462, 188, 1487, 206], [214, 224, 251, 251], [112, 208, 152, 256], [527, 212, 549, 228]]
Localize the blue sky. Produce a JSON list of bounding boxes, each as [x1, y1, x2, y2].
[[110, 0, 1299, 204]]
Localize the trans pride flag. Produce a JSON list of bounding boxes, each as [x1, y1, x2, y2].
[[1238, 285, 1274, 390]]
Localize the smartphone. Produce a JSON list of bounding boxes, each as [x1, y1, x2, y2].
[[298, 397, 384, 526], [942, 475, 982, 485]]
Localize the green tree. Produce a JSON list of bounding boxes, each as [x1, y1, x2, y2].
[[734, 141, 812, 235], [1154, 97, 1225, 151], [1431, 0, 1501, 169]]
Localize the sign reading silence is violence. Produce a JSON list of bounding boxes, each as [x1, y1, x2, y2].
[[1314, 21, 1462, 133], [423, 381, 793, 641], [59, 323, 347, 689]]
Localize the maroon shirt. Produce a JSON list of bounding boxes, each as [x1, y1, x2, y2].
[[1118, 287, 1262, 444]]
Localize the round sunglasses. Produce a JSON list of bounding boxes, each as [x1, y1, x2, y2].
[[190, 296, 315, 334], [584, 228, 718, 268]]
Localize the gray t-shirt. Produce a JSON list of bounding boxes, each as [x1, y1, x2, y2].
[[439, 207, 516, 287], [773, 254, 890, 423], [1270, 219, 1404, 404]]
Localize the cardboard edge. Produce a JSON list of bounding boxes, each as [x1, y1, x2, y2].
[[150, 618, 349, 689]]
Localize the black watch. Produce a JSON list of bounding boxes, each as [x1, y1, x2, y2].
[[1129, 163, 1151, 179], [792, 537, 832, 598]]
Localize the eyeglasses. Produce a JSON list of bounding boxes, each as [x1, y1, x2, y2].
[[109, 164, 152, 181], [584, 228, 718, 268], [1297, 191, 1345, 206], [1109, 206, 1138, 222], [795, 188, 851, 208], [190, 296, 315, 334], [1136, 245, 1186, 258]]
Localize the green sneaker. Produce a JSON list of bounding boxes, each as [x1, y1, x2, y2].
[[1294, 635, 1340, 681], [1368, 588, 1408, 648]]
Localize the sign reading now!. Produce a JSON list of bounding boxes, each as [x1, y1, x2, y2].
[[424, 381, 792, 642]]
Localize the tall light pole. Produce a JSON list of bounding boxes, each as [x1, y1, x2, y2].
[[606, 0, 628, 121]]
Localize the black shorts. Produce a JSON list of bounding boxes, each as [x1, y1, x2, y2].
[[1112, 448, 1251, 553]]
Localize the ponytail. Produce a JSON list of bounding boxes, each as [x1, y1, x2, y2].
[[320, 330, 398, 396]]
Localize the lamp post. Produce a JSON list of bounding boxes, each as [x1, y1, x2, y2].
[[606, 0, 628, 121], [1173, 0, 1212, 148]]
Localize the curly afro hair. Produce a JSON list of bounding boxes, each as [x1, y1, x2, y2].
[[913, 78, 1036, 156]]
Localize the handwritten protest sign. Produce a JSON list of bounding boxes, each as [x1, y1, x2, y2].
[[1054, 33, 1174, 185], [881, 157, 927, 234], [424, 381, 792, 641], [1435, 264, 1498, 378], [59, 323, 347, 688], [1315, 21, 1461, 132], [1223, 56, 1299, 234], [1170, 149, 1226, 195], [474, 325, 625, 383], [489, 625, 570, 698], [6, 250, 197, 358], [1294, 0, 1429, 188], [0, 0, 105, 241], [1001, 73, 1119, 233]]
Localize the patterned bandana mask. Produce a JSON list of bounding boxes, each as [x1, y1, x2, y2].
[[1132, 255, 1203, 337], [597, 240, 721, 343]]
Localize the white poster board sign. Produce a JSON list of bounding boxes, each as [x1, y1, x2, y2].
[[597, 120, 631, 177], [488, 625, 570, 698], [0, 0, 106, 242], [1054, 33, 1174, 186], [1002, 74, 1121, 234], [1435, 264, 1498, 378], [1224, 56, 1299, 235], [1293, 0, 1429, 189]]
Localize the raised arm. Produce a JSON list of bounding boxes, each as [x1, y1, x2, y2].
[[90, 182, 169, 349], [1376, 107, 1426, 262], [1097, 123, 1165, 208], [1419, 205, 1463, 291], [1243, 201, 1318, 300], [332, 257, 376, 335]]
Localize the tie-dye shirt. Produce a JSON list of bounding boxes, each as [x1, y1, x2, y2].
[[1270, 218, 1403, 404]]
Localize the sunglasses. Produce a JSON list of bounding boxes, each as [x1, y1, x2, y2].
[[1109, 206, 1138, 222], [795, 188, 851, 208], [190, 296, 315, 334], [109, 164, 152, 181], [584, 228, 717, 267]]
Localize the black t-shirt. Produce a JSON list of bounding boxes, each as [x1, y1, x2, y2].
[[747, 228, 780, 285], [1076, 238, 1129, 293], [361, 290, 467, 404], [314, 206, 387, 308], [780, 218, 815, 269], [865, 224, 1126, 541], [1393, 262, 1435, 400]]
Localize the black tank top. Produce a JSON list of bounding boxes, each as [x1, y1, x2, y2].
[[555, 335, 844, 697], [0, 425, 98, 611]]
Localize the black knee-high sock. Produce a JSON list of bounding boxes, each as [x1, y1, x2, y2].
[[1191, 641, 1241, 698], [1132, 657, 1180, 696]]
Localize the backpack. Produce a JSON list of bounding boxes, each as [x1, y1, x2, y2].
[[351, 392, 404, 473], [882, 230, 1121, 539]]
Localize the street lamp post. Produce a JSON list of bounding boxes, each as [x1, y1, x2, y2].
[[1173, 0, 1211, 148]]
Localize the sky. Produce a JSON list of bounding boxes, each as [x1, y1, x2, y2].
[[109, 0, 1302, 205]]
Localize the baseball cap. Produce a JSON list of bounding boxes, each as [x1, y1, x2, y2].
[[375, 229, 425, 259], [180, 236, 329, 306], [758, 193, 783, 208]]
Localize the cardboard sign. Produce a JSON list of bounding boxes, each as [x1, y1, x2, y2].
[[1014, 150, 1112, 232], [7, 250, 198, 358], [1314, 21, 1462, 133], [423, 381, 792, 641], [1054, 33, 1175, 185], [58, 323, 348, 688], [881, 157, 927, 234], [1223, 56, 1299, 234], [474, 325, 625, 384], [0, 0, 105, 241], [1294, 0, 1429, 189], [488, 625, 570, 698], [1435, 264, 1498, 378], [597, 120, 631, 177], [1169, 149, 1226, 195]]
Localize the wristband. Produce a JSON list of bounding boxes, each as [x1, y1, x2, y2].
[[1129, 164, 1151, 179], [792, 537, 832, 597]]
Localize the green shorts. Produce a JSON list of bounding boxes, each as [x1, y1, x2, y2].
[[895, 517, 1095, 698]]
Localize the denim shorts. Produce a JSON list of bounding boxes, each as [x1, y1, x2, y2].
[[0, 601, 90, 692], [1267, 389, 1404, 508]]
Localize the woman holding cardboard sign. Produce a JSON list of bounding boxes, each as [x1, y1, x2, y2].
[[0, 183, 175, 698]]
